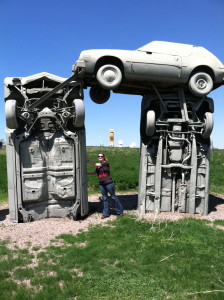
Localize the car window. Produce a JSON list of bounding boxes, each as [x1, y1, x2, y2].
[[137, 41, 194, 56]]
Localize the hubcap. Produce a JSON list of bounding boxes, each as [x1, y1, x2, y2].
[[103, 69, 116, 83], [196, 78, 207, 90]]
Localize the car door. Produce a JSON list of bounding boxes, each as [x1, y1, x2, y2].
[[131, 51, 182, 79]]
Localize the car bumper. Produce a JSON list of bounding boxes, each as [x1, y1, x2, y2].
[[72, 59, 86, 73]]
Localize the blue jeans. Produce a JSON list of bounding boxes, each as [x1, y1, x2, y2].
[[99, 182, 123, 216]]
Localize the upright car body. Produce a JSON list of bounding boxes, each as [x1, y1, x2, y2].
[[74, 41, 224, 103]]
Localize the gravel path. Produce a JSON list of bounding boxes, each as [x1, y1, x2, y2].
[[0, 193, 224, 249]]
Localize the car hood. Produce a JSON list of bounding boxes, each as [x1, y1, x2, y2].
[[78, 49, 133, 60]]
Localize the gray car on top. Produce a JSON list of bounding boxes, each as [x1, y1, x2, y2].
[[74, 41, 224, 103]]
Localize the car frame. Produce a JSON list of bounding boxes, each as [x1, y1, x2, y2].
[[4, 72, 88, 222], [138, 87, 214, 215], [73, 41, 224, 103]]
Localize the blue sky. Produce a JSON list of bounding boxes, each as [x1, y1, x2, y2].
[[0, 0, 224, 148]]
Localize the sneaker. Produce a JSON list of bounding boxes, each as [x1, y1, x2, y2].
[[101, 215, 109, 219], [117, 213, 124, 216]]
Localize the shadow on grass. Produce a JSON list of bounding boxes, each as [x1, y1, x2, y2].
[[209, 194, 224, 213], [88, 193, 138, 216]]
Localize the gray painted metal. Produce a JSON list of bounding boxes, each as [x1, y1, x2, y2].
[[4, 72, 88, 222], [74, 41, 224, 101], [138, 87, 213, 215]]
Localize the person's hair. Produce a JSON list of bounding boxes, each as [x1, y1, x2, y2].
[[98, 153, 108, 162]]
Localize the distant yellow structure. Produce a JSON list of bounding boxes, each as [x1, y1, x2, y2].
[[109, 129, 114, 147]]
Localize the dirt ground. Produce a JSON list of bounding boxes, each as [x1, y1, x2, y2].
[[0, 193, 224, 249]]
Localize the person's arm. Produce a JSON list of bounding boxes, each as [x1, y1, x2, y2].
[[87, 158, 101, 167], [86, 158, 100, 175], [87, 171, 97, 175]]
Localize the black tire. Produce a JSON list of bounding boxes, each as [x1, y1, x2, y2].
[[72, 213, 78, 221], [202, 112, 213, 139], [73, 99, 85, 127], [189, 72, 213, 97], [146, 110, 156, 136], [96, 64, 122, 90], [89, 86, 110, 104], [5, 99, 19, 129]]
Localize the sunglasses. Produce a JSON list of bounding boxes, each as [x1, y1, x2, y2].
[[98, 155, 104, 158]]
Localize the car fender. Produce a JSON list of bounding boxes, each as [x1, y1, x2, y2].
[[182, 47, 224, 82], [78, 49, 132, 74], [95, 50, 133, 75]]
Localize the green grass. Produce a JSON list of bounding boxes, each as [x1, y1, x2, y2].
[[0, 147, 7, 203], [213, 220, 224, 226], [0, 147, 6, 155], [0, 216, 224, 299], [0, 193, 8, 204], [210, 149, 224, 194], [0, 146, 224, 299]]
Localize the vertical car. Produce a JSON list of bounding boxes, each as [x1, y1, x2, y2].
[[4, 72, 88, 222], [138, 87, 213, 215]]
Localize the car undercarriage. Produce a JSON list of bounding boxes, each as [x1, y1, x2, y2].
[[138, 87, 213, 215], [4, 72, 88, 222]]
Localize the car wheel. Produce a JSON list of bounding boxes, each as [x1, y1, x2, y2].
[[89, 86, 110, 104], [146, 110, 156, 136], [202, 112, 213, 139], [73, 99, 85, 127], [189, 72, 213, 97], [96, 64, 122, 90], [5, 99, 19, 129]]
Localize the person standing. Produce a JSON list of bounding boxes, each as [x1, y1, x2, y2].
[[87, 153, 123, 219]]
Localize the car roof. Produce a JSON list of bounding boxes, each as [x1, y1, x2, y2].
[[137, 41, 199, 56]]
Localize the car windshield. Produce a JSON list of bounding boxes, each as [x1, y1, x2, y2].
[[137, 42, 155, 52]]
